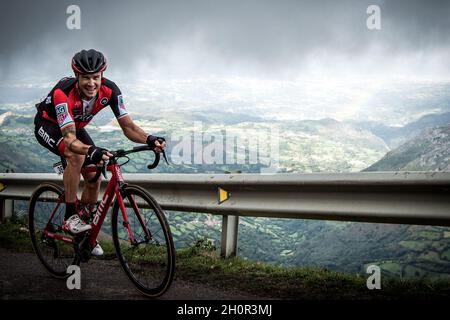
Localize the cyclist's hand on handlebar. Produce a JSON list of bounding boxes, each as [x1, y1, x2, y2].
[[87, 145, 113, 165], [101, 151, 114, 164], [154, 139, 166, 153], [146, 135, 166, 153]]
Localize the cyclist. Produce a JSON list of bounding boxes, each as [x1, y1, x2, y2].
[[34, 49, 165, 255]]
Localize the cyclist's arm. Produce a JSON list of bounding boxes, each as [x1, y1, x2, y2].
[[106, 79, 164, 150], [53, 89, 90, 155], [117, 115, 150, 144], [61, 124, 90, 155]]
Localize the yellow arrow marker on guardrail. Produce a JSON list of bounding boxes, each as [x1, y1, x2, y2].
[[218, 187, 230, 204], [0, 183, 5, 192]]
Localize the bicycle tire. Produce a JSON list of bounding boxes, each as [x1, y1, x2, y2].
[[111, 185, 175, 297], [28, 183, 78, 278]]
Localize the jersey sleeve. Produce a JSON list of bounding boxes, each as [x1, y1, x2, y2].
[[53, 88, 74, 129], [106, 80, 128, 120]]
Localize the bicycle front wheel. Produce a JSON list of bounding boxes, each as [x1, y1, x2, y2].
[[112, 185, 175, 297], [28, 183, 78, 278]]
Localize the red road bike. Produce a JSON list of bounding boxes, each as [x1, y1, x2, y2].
[[28, 145, 175, 297]]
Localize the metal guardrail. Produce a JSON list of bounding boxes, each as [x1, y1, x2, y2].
[[1, 172, 450, 257]]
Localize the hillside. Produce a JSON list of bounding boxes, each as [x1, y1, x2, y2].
[[364, 124, 450, 171], [166, 214, 450, 280], [353, 112, 450, 148], [0, 110, 388, 174]]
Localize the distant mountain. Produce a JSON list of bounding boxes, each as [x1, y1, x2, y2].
[[0, 107, 389, 174], [364, 123, 450, 172], [187, 110, 264, 125], [279, 118, 388, 172], [0, 137, 54, 173], [352, 112, 450, 148]]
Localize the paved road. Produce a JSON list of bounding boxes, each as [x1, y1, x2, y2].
[[0, 248, 264, 300]]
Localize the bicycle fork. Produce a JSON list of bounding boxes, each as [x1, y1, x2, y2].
[[117, 190, 153, 246]]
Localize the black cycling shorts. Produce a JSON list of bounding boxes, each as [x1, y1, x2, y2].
[[34, 113, 96, 167]]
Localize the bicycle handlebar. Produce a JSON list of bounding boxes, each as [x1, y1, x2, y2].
[[87, 145, 168, 183]]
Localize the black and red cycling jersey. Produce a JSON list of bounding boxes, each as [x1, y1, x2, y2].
[[36, 76, 128, 130]]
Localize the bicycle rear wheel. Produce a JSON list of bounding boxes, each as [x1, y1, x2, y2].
[[112, 185, 175, 297], [28, 183, 78, 278]]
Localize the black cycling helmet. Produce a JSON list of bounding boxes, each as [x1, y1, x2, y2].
[[71, 49, 107, 74]]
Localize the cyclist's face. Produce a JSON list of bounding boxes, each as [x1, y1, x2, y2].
[[77, 72, 102, 99]]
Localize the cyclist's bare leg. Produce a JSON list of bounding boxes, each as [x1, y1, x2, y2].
[[63, 148, 84, 203], [81, 170, 102, 208]]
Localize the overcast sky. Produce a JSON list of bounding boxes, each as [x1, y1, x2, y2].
[[1, 0, 450, 82]]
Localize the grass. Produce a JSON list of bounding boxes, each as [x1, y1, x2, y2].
[[2, 220, 450, 299], [173, 240, 450, 300], [0, 215, 33, 251]]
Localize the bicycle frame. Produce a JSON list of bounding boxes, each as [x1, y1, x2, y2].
[[42, 158, 151, 250]]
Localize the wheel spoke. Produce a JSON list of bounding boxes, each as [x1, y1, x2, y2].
[[29, 184, 77, 278], [113, 186, 175, 297]]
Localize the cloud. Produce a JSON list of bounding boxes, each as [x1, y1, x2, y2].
[[1, 0, 450, 81]]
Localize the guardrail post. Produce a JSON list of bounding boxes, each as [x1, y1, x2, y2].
[[221, 215, 239, 258], [0, 199, 14, 223]]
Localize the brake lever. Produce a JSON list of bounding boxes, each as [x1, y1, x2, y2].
[[147, 138, 169, 169], [86, 159, 108, 183], [101, 162, 108, 179], [162, 149, 169, 165], [147, 149, 170, 169]]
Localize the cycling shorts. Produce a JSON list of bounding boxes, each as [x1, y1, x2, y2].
[[34, 113, 96, 167]]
